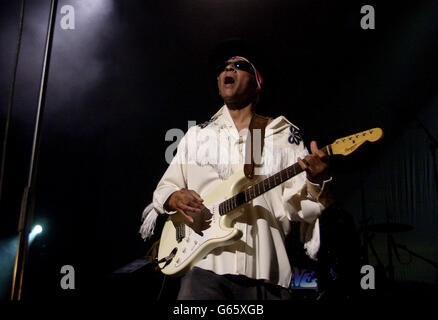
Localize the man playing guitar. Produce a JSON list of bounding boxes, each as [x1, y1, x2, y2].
[[153, 51, 332, 300]]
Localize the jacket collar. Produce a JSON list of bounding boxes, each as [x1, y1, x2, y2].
[[210, 105, 295, 138]]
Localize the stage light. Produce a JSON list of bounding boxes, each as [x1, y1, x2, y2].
[[29, 225, 43, 243], [33, 225, 42, 234]]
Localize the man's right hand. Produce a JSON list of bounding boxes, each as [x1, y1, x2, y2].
[[164, 188, 212, 234]]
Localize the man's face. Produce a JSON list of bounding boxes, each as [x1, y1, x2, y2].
[[217, 59, 258, 109]]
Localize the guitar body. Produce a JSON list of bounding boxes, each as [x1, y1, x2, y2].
[[157, 169, 258, 276]]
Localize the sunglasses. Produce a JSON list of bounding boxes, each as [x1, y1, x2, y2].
[[216, 60, 255, 77]]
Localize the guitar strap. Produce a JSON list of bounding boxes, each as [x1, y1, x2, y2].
[[244, 113, 270, 179]]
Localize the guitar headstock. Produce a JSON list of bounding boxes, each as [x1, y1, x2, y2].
[[330, 128, 383, 156]]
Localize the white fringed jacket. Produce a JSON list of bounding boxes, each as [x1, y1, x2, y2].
[[152, 105, 332, 289]]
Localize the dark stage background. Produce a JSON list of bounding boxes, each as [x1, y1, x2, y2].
[[1, 0, 438, 303]]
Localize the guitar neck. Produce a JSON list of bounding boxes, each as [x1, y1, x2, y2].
[[218, 127, 384, 215], [218, 145, 331, 215]]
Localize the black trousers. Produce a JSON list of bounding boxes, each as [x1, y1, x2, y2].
[[177, 267, 292, 300]]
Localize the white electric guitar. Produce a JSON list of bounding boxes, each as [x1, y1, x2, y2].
[[157, 128, 384, 276]]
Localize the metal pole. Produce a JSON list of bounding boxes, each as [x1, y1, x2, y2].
[[10, 0, 58, 301], [0, 0, 26, 202]]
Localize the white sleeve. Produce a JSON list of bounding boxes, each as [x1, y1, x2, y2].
[[281, 139, 332, 224], [152, 134, 188, 214], [280, 135, 333, 260]]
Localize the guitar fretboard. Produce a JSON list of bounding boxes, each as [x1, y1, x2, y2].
[[218, 145, 330, 216]]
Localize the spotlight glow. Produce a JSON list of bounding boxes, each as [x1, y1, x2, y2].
[[33, 225, 42, 234], [29, 225, 43, 243]]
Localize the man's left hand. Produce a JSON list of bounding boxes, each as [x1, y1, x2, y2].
[[298, 141, 331, 185]]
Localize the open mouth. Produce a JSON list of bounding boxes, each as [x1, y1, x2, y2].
[[224, 76, 235, 85]]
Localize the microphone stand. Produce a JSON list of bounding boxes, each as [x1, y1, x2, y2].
[[10, 0, 58, 301]]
